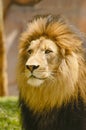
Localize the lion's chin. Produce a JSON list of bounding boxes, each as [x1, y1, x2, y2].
[[27, 77, 44, 87]]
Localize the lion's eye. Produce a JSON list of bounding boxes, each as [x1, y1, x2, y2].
[[45, 49, 53, 54], [27, 49, 33, 54]]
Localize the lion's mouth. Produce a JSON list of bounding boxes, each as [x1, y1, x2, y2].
[[30, 75, 47, 80]]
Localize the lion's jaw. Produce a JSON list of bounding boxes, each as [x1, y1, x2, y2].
[[25, 37, 59, 87]]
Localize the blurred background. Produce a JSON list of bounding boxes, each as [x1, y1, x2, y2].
[[0, 0, 86, 96]]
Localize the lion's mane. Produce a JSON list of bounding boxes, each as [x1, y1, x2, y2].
[[17, 14, 86, 130]]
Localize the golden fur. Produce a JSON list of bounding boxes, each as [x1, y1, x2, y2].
[[17, 15, 86, 112]]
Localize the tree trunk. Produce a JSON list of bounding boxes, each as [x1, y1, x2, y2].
[[0, 0, 8, 96]]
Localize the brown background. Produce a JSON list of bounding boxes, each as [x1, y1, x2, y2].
[[4, 0, 86, 95]]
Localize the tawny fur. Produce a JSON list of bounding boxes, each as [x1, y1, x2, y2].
[[17, 15, 86, 113]]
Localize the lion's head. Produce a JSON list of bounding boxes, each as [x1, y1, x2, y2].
[[17, 15, 86, 112]]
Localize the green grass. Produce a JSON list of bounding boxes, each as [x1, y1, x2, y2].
[[0, 97, 21, 130]]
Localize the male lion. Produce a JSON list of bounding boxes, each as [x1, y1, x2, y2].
[[17, 14, 86, 130]]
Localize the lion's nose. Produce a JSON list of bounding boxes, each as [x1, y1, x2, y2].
[[26, 65, 39, 72]]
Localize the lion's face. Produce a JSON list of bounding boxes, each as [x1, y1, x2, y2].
[[25, 37, 59, 86]]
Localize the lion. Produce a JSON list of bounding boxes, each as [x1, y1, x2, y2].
[[17, 14, 86, 130]]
